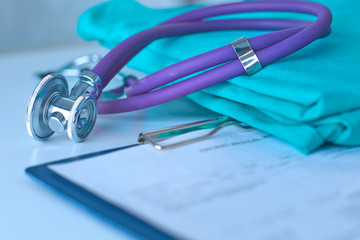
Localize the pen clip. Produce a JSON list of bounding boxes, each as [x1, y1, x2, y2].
[[138, 116, 251, 150]]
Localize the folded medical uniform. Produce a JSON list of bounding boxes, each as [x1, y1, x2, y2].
[[77, 0, 360, 154]]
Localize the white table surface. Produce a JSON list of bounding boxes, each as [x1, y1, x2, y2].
[[0, 43, 219, 240]]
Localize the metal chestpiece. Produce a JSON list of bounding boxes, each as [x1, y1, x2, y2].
[[26, 71, 101, 142]]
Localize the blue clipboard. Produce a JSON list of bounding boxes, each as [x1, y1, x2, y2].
[[25, 144, 178, 240]]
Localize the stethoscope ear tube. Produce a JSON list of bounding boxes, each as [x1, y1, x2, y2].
[[93, 1, 332, 114]]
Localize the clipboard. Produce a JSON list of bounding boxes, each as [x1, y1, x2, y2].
[[25, 144, 179, 240], [25, 116, 360, 240], [26, 116, 249, 240]]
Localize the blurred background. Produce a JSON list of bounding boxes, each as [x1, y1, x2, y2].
[[0, 0, 230, 54]]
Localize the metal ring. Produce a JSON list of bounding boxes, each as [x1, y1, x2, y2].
[[26, 74, 69, 141], [67, 94, 98, 142], [231, 36, 262, 75]]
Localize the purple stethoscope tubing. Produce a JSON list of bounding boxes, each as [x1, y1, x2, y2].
[[91, 1, 332, 114]]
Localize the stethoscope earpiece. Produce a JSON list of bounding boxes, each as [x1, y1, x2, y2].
[[26, 71, 101, 142]]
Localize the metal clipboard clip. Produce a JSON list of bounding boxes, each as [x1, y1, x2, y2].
[[138, 116, 252, 150]]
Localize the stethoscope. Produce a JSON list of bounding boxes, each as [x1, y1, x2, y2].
[[26, 0, 332, 142]]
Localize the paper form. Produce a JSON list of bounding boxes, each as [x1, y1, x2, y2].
[[49, 127, 360, 240]]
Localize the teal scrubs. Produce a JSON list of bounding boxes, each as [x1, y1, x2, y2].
[[77, 0, 360, 153]]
